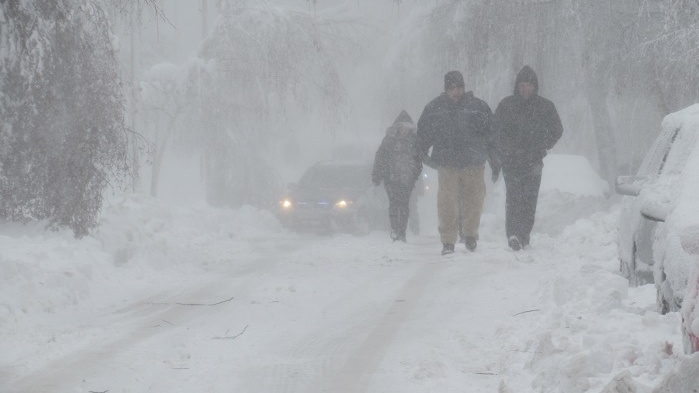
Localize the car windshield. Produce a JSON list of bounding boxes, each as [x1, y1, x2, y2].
[[299, 164, 371, 190]]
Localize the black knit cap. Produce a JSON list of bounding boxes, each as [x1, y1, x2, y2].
[[444, 70, 465, 90], [514, 65, 539, 95]]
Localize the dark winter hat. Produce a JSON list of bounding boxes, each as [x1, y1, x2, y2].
[[393, 110, 414, 125], [444, 70, 465, 90], [514, 65, 539, 95]]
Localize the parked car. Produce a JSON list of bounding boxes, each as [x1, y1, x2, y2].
[[680, 227, 699, 354], [277, 161, 386, 234], [616, 104, 699, 317]]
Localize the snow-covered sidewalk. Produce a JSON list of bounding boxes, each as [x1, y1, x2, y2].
[[0, 195, 693, 392]]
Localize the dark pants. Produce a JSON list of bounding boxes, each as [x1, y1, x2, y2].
[[386, 182, 413, 236], [408, 192, 420, 235], [503, 166, 542, 246]]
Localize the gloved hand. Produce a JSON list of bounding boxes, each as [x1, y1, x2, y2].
[[491, 168, 500, 183]]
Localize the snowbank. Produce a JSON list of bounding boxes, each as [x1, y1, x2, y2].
[[0, 194, 286, 328]]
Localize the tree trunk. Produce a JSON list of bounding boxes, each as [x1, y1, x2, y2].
[[150, 117, 174, 198]]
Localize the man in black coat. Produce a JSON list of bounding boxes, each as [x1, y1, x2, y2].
[[372, 110, 423, 242], [493, 65, 563, 251], [417, 71, 499, 255]]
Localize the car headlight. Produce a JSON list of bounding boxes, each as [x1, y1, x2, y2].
[[335, 200, 351, 208], [280, 199, 293, 209]]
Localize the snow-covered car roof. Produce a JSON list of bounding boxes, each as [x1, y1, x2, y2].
[[664, 104, 699, 231]]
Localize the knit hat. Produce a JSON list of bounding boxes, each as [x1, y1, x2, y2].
[[514, 65, 539, 95], [444, 70, 465, 90]]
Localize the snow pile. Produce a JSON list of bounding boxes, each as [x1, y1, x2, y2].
[[0, 224, 112, 323], [651, 352, 699, 392], [535, 154, 610, 235], [0, 194, 286, 328], [497, 208, 683, 392]]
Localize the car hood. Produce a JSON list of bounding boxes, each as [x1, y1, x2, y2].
[[291, 187, 366, 204]]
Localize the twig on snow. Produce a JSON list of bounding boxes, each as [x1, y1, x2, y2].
[[89, 390, 108, 393], [513, 309, 541, 316], [508, 349, 542, 354], [148, 296, 235, 307], [212, 325, 248, 340], [175, 296, 235, 306]]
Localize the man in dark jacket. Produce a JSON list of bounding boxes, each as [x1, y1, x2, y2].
[[417, 71, 499, 255], [372, 110, 423, 242], [493, 65, 563, 251]]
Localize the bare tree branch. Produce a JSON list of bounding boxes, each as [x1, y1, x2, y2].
[[212, 325, 249, 340]]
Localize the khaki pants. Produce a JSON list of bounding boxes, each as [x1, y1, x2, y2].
[[437, 165, 486, 245]]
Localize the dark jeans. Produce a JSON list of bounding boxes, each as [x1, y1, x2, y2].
[[503, 166, 542, 245], [409, 192, 420, 235], [386, 182, 414, 236]]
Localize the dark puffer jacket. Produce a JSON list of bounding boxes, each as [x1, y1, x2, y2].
[[416, 91, 497, 170], [372, 111, 423, 187], [493, 66, 563, 169]]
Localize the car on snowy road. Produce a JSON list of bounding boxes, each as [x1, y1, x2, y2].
[[276, 161, 386, 234], [616, 104, 699, 317]]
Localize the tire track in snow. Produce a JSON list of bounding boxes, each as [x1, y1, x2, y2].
[[326, 258, 444, 392]]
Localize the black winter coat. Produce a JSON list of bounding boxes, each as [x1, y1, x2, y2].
[[416, 91, 498, 169], [372, 111, 423, 187], [493, 66, 563, 169]]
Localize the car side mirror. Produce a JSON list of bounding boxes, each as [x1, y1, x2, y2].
[[640, 200, 670, 222], [615, 175, 647, 197]]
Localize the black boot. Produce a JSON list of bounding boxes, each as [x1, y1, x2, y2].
[[508, 236, 522, 251], [464, 236, 477, 252], [441, 243, 455, 255]]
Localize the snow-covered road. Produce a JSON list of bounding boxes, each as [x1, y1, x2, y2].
[[0, 200, 688, 392], [10, 234, 546, 392]]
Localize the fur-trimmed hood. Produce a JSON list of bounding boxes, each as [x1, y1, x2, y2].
[[386, 110, 417, 135]]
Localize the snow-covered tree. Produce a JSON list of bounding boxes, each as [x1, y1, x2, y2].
[[634, 0, 699, 114], [389, 0, 699, 183], [142, 0, 364, 208], [0, 1, 131, 237]]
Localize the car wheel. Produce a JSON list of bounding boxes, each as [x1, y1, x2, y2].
[[629, 243, 640, 286], [352, 212, 370, 236], [621, 243, 639, 286], [657, 286, 671, 315], [629, 242, 655, 286], [682, 316, 699, 354]]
